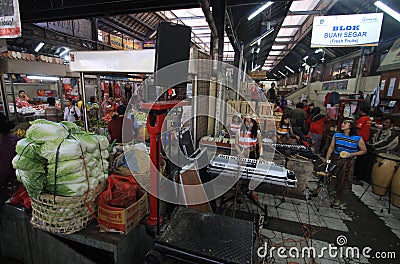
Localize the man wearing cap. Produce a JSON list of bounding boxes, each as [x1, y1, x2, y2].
[[324, 118, 367, 206], [235, 113, 263, 160]]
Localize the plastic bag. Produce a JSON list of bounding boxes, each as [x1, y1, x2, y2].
[[10, 185, 32, 209], [99, 175, 138, 208]]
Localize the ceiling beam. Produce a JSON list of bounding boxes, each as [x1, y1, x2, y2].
[[19, 0, 200, 23], [98, 18, 146, 41], [127, 14, 156, 31]]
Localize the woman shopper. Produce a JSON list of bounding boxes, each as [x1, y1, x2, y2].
[[325, 118, 367, 206]]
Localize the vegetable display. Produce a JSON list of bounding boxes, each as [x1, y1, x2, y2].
[[13, 119, 110, 198]]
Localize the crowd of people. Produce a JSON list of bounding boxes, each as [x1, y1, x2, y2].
[[231, 81, 400, 207]]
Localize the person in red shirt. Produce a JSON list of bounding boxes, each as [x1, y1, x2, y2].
[[356, 104, 371, 142], [302, 99, 308, 112], [309, 107, 327, 153], [354, 103, 371, 180]]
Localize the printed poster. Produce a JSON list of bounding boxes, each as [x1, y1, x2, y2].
[[387, 78, 396, 97], [0, 0, 21, 38]]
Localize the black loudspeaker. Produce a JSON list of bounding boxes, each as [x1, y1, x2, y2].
[[154, 22, 191, 88]]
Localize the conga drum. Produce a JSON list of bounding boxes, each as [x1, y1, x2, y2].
[[371, 153, 400, 196], [391, 169, 400, 207]]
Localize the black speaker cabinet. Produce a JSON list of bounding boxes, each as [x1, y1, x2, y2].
[[154, 22, 191, 88]]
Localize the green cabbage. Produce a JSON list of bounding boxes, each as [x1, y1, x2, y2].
[[46, 182, 89, 196], [60, 121, 81, 133], [92, 149, 109, 159], [26, 119, 69, 143], [41, 139, 86, 162], [46, 171, 87, 185], [15, 138, 42, 158], [69, 132, 99, 152], [46, 177, 98, 196], [16, 170, 46, 198], [47, 159, 89, 177], [93, 134, 109, 150], [86, 158, 98, 169], [12, 155, 46, 173], [98, 159, 109, 171], [90, 167, 108, 182]]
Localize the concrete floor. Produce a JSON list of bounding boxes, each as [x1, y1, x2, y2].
[[219, 174, 400, 264]]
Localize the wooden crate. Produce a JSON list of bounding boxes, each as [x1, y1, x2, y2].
[[248, 101, 257, 114], [226, 100, 236, 115], [240, 101, 249, 115], [258, 102, 273, 117], [231, 100, 241, 113]]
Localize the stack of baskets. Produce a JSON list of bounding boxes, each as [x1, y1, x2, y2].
[[30, 182, 105, 234]]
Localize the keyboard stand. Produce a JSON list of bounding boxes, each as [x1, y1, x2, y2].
[[219, 182, 270, 226]]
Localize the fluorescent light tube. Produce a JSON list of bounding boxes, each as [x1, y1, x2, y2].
[[59, 48, 70, 57], [278, 70, 286, 77], [250, 28, 275, 46], [34, 42, 44, 52], [285, 65, 295, 73], [27, 75, 60, 81], [252, 65, 261, 71], [374, 1, 400, 22], [248, 1, 273, 20]]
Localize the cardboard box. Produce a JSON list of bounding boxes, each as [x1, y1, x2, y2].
[[98, 189, 148, 235]]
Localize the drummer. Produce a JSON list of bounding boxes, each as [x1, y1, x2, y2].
[[325, 118, 367, 207], [370, 117, 399, 153]]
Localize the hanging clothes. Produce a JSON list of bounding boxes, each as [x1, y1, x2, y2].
[[328, 91, 340, 105], [324, 92, 332, 107], [114, 81, 121, 98]]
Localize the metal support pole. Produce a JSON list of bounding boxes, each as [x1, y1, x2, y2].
[[79, 72, 89, 131], [237, 43, 244, 100], [355, 47, 365, 94], [193, 75, 198, 148], [97, 75, 102, 119], [57, 79, 63, 110], [0, 73, 9, 118], [10, 76, 17, 122]]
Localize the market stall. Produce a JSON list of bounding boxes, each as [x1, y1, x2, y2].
[[0, 57, 67, 122]]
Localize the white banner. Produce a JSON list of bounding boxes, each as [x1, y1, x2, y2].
[[311, 13, 383, 48], [0, 0, 22, 38]]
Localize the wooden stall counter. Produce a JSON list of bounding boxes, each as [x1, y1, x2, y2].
[[0, 204, 153, 264]]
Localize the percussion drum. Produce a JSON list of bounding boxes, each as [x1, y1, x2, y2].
[[371, 153, 400, 196], [391, 169, 400, 207]]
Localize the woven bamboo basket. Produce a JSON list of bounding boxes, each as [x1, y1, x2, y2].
[[30, 182, 105, 234]]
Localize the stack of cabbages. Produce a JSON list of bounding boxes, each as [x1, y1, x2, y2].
[[12, 119, 109, 198]]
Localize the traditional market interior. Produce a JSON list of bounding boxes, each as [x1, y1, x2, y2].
[[1, 0, 400, 264]]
